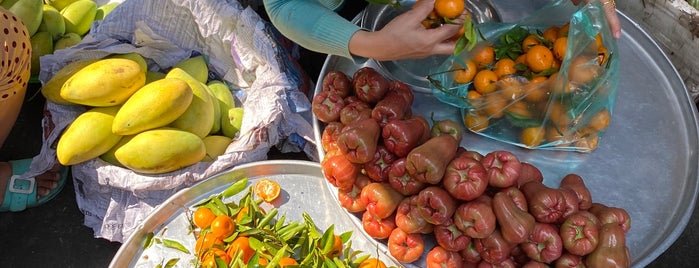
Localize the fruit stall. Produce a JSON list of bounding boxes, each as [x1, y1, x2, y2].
[[3, 0, 698, 267]]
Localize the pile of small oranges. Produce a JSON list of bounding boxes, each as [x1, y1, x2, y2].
[[448, 23, 613, 152]]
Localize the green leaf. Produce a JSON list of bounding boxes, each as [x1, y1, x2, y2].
[[320, 225, 335, 254], [505, 112, 542, 128], [220, 177, 249, 198], [143, 232, 155, 249], [162, 238, 190, 254]]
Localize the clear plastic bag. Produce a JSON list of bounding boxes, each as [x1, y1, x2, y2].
[[431, 0, 619, 152]]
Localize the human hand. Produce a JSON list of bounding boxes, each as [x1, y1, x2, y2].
[[572, 0, 621, 38], [348, 0, 463, 61]]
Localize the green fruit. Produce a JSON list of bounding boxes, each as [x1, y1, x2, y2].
[[115, 128, 206, 174], [112, 78, 193, 135], [60, 0, 96, 36], [29, 31, 53, 75], [56, 106, 123, 165], [222, 107, 244, 139], [202, 135, 232, 161], [94, 1, 117, 20], [53, 32, 81, 50], [2, 0, 44, 36], [38, 4, 65, 40], [145, 71, 166, 84], [166, 68, 215, 138], [207, 80, 236, 137], [44, 0, 76, 11], [173, 55, 208, 83], [99, 135, 133, 167]]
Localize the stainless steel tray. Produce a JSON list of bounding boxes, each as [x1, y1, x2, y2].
[[109, 160, 401, 267], [312, 2, 699, 268]]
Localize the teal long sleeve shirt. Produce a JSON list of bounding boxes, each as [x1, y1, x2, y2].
[[263, 0, 362, 60]]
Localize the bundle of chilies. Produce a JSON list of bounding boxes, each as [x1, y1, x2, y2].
[[312, 66, 631, 268]]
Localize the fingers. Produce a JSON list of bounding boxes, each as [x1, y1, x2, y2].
[[408, 0, 436, 23], [600, 0, 622, 38]]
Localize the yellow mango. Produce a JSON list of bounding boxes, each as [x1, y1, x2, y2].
[[60, 0, 96, 36], [202, 135, 232, 161], [108, 52, 148, 73], [166, 68, 214, 138], [112, 78, 193, 135], [173, 55, 208, 83], [41, 58, 99, 105], [60, 58, 146, 107], [115, 128, 206, 174], [56, 106, 123, 165]]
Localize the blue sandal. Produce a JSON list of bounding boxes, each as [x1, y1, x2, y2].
[[0, 159, 69, 212]]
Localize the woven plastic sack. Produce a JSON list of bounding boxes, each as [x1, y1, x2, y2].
[[431, 0, 620, 152], [30, 0, 317, 242]]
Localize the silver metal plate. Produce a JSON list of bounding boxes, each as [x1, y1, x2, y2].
[[109, 160, 401, 268], [312, 3, 699, 268]]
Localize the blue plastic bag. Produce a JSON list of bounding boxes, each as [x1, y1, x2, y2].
[[430, 0, 619, 152]]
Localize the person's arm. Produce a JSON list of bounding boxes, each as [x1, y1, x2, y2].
[[263, 0, 361, 59]]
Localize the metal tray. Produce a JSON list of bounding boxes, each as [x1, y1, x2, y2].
[[311, 3, 699, 268], [109, 160, 401, 267]]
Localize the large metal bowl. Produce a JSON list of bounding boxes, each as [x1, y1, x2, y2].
[[109, 160, 402, 267], [312, 2, 699, 267]]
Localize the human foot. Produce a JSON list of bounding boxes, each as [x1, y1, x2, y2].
[[0, 160, 66, 211]]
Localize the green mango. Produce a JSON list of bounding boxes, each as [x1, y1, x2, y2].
[[60, 0, 96, 36], [173, 55, 208, 83], [44, 0, 76, 11], [29, 31, 53, 75], [94, 1, 118, 20], [38, 4, 65, 40], [53, 32, 81, 50], [2, 0, 44, 36]]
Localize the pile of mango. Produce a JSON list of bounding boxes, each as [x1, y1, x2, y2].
[[1, 0, 120, 75], [43, 54, 244, 174]]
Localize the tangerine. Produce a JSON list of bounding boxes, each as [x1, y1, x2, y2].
[[195, 233, 224, 254], [568, 56, 600, 84], [453, 60, 477, 84], [463, 112, 489, 132], [520, 126, 546, 148], [586, 109, 611, 132], [434, 0, 465, 19], [235, 205, 250, 223], [210, 214, 236, 239], [542, 26, 559, 43], [493, 58, 517, 78], [358, 258, 388, 268], [557, 23, 570, 38], [525, 45, 554, 73], [201, 248, 231, 268], [473, 69, 498, 94], [521, 34, 542, 53], [472, 45, 495, 69], [278, 257, 299, 267], [254, 178, 281, 202], [553, 37, 568, 61], [226, 236, 255, 264], [523, 77, 550, 103], [193, 207, 217, 229]]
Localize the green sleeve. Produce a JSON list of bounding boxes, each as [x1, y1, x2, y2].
[[263, 0, 362, 60]]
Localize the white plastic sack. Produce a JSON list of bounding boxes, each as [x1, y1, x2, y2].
[[27, 0, 318, 242]]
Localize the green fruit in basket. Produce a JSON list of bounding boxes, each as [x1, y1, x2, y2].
[[53, 32, 81, 50], [145, 70, 166, 84], [114, 128, 206, 174], [173, 55, 209, 84], [99, 135, 133, 167], [2, 0, 44, 36], [204, 84, 222, 135], [56, 105, 123, 166], [166, 67, 215, 138], [202, 135, 232, 161], [38, 4, 65, 40], [45, 0, 76, 11], [222, 107, 244, 139], [60, 0, 96, 36], [94, 1, 118, 20], [112, 78, 194, 135], [29, 31, 53, 76]]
